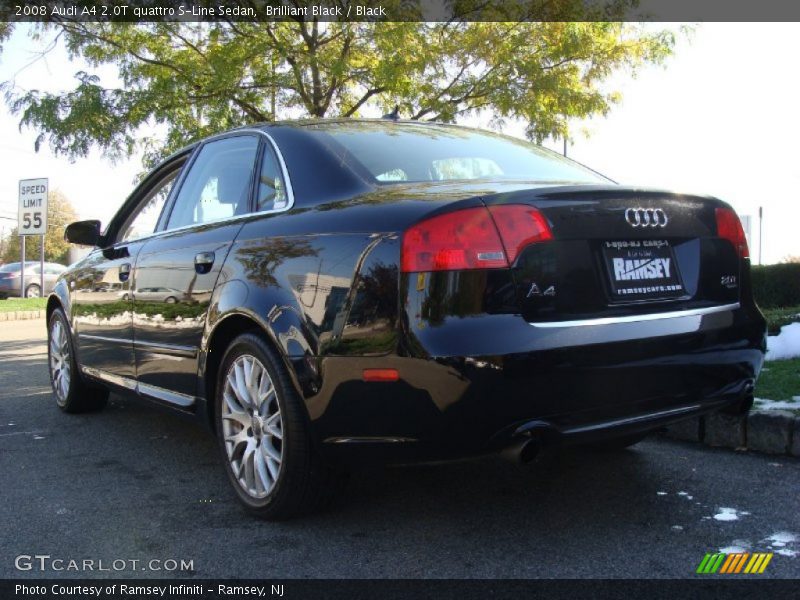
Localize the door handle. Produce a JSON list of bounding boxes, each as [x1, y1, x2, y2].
[[118, 263, 131, 282], [194, 251, 215, 274]]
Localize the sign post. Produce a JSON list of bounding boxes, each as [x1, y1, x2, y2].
[[18, 178, 48, 298]]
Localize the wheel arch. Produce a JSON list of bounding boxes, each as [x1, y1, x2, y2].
[[199, 308, 318, 436]]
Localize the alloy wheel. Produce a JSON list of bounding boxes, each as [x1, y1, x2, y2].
[[49, 319, 71, 402], [221, 354, 283, 498]]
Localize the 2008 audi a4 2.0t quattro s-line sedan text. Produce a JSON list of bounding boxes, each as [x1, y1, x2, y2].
[[46, 119, 766, 519]]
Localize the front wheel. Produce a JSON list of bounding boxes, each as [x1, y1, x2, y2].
[[48, 308, 109, 413], [215, 332, 343, 519]]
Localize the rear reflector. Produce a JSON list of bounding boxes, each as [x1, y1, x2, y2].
[[401, 205, 552, 272], [715, 207, 749, 259], [362, 368, 399, 382]]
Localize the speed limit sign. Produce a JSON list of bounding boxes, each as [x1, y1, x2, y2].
[[18, 178, 48, 236]]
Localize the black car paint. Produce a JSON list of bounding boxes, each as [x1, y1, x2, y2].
[[49, 120, 766, 464]]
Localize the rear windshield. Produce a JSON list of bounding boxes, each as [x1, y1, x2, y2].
[[310, 122, 608, 185]]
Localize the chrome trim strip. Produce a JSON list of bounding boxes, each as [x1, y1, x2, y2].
[[133, 339, 197, 358], [80, 367, 196, 407], [324, 436, 419, 444], [78, 333, 131, 346], [80, 366, 137, 391], [563, 404, 704, 435], [79, 334, 197, 358], [137, 382, 196, 408], [529, 303, 740, 328]]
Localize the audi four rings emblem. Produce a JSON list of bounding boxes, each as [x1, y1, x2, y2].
[[624, 207, 668, 228]]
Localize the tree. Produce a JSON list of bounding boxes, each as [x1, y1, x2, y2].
[[0, 8, 677, 166], [1, 190, 78, 264]]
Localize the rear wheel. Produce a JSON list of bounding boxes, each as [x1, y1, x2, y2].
[[25, 283, 41, 298], [48, 308, 108, 413], [215, 332, 343, 519]]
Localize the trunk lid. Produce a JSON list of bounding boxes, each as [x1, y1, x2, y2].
[[481, 186, 742, 323]]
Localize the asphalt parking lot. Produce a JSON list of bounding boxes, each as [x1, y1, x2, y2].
[[1, 318, 799, 579]]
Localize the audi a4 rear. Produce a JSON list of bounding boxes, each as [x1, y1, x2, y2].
[[46, 120, 766, 519]]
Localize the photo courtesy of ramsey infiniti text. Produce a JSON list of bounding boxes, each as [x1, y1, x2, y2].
[[46, 120, 766, 519]]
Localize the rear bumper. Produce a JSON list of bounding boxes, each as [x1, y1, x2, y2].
[[307, 302, 766, 463]]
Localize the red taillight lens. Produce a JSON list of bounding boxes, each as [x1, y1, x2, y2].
[[488, 205, 553, 264], [362, 368, 399, 382], [401, 205, 552, 272], [401, 207, 507, 272], [715, 207, 749, 259]]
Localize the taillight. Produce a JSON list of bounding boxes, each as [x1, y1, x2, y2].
[[715, 207, 749, 259], [400, 205, 552, 272], [487, 205, 553, 263]]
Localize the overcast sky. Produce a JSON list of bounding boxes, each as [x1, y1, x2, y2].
[[0, 22, 798, 264]]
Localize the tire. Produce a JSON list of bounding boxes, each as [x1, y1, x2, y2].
[[215, 332, 343, 519], [48, 308, 109, 413], [588, 431, 649, 451], [165, 296, 177, 304], [121, 293, 129, 301], [25, 284, 41, 298]]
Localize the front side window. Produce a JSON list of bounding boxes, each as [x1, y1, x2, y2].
[[120, 169, 179, 243], [167, 136, 259, 230]]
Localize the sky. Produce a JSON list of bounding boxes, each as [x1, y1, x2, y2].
[[0, 22, 798, 264]]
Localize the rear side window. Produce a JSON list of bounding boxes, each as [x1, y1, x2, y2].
[[256, 144, 289, 212], [167, 136, 259, 230]]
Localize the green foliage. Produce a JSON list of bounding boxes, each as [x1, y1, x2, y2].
[[1, 190, 78, 264], [0, 297, 46, 312], [1, 17, 677, 167], [751, 263, 800, 309], [762, 306, 800, 335], [755, 358, 800, 403]]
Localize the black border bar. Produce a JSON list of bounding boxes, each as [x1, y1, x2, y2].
[[3, 579, 800, 600], [3, 0, 800, 23]]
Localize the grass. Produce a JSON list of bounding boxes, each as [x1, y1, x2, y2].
[[0, 297, 46, 312], [762, 305, 800, 335], [755, 358, 800, 404]]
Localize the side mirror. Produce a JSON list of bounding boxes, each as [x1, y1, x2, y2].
[[64, 220, 102, 247]]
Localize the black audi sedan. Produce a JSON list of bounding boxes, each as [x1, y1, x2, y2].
[[47, 119, 766, 518]]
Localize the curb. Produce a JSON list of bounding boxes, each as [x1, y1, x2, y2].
[[0, 310, 45, 322], [664, 410, 800, 457]]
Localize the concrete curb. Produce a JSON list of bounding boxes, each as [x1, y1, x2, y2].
[[664, 410, 800, 457], [0, 310, 45, 321]]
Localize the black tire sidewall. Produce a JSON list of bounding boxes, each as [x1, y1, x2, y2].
[[26, 284, 41, 298]]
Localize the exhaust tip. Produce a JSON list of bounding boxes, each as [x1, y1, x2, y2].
[[518, 438, 541, 464], [503, 437, 542, 464]]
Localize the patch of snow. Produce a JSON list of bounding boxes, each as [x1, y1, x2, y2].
[[765, 322, 800, 361], [776, 548, 798, 557], [657, 491, 667, 496], [713, 507, 744, 522], [764, 532, 797, 547], [720, 545, 749, 553], [671, 525, 684, 531], [33, 435, 45, 440], [678, 491, 688, 496], [754, 397, 800, 411]]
